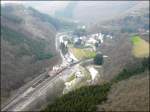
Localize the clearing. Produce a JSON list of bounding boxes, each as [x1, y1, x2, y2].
[[70, 48, 96, 60], [131, 36, 149, 58]]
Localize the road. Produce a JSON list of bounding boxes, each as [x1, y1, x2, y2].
[[1, 32, 76, 111]]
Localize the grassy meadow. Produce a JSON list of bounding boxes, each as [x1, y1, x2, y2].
[[131, 36, 149, 58], [71, 48, 96, 60]]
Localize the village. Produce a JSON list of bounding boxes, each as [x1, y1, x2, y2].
[[48, 26, 113, 94], [49, 26, 113, 78]]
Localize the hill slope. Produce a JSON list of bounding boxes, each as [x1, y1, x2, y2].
[[88, 1, 149, 35], [1, 4, 61, 104], [98, 71, 149, 111]]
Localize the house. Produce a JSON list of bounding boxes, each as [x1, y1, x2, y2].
[[106, 34, 113, 39], [80, 36, 86, 41], [98, 33, 104, 43], [64, 41, 68, 47], [52, 65, 60, 71], [91, 33, 99, 38], [73, 36, 80, 43], [75, 71, 83, 78], [87, 38, 97, 44], [60, 35, 64, 43]]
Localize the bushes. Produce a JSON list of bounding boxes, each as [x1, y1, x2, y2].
[[142, 57, 150, 69], [112, 57, 149, 82], [60, 42, 68, 55], [43, 83, 111, 112], [94, 53, 103, 65]]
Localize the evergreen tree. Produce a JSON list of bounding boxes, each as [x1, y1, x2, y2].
[[94, 53, 103, 65]]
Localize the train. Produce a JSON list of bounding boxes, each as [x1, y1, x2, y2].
[[32, 61, 80, 88]]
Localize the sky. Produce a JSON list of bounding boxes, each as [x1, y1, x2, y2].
[[1, 1, 69, 15], [1, 1, 135, 14], [1, 1, 143, 18]]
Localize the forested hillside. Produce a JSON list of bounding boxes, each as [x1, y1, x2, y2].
[[1, 4, 62, 104], [89, 1, 149, 35]]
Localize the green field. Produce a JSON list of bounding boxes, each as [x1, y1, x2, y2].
[[131, 36, 149, 58], [131, 36, 142, 44], [71, 48, 96, 60]]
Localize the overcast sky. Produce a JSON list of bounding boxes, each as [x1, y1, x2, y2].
[[1, 1, 69, 15], [1, 1, 143, 16]]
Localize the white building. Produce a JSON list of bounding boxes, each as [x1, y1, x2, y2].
[[73, 36, 80, 43], [75, 71, 83, 78], [87, 38, 97, 44], [106, 34, 113, 39], [64, 41, 68, 46], [52, 65, 60, 71], [98, 33, 104, 43], [92, 33, 99, 37], [80, 36, 86, 41]]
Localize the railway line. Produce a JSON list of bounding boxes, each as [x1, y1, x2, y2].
[[2, 32, 81, 111], [1, 60, 80, 111]]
